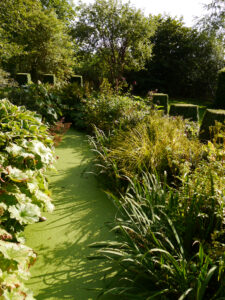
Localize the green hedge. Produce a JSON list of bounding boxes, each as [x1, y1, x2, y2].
[[42, 74, 56, 85], [169, 104, 199, 121], [15, 73, 32, 85], [215, 68, 225, 109], [70, 75, 83, 87], [199, 108, 225, 141], [152, 93, 168, 114]]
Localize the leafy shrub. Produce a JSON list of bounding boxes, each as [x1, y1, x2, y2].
[[0, 98, 55, 233], [215, 67, 225, 109], [152, 93, 169, 114], [50, 81, 89, 128], [15, 73, 32, 86], [48, 82, 145, 131], [83, 94, 150, 133], [177, 145, 225, 249], [169, 103, 199, 122], [0, 99, 55, 298], [7, 83, 63, 124], [199, 109, 225, 142]]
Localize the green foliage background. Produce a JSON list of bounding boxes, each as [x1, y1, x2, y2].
[[0, 0, 75, 81]]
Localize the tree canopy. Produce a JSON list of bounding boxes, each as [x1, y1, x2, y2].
[[0, 0, 75, 80], [72, 0, 157, 85], [40, 0, 76, 24], [129, 16, 224, 99], [0, 0, 224, 94]]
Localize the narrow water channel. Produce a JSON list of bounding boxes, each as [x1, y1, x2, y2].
[[24, 129, 117, 300]]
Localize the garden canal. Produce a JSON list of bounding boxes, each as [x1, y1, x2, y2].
[[24, 129, 117, 300]]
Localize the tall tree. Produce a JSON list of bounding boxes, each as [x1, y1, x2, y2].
[[72, 0, 157, 86], [0, 0, 75, 80], [129, 17, 224, 99]]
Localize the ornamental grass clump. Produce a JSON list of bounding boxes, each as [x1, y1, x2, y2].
[[0, 99, 55, 298], [105, 111, 203, 182]]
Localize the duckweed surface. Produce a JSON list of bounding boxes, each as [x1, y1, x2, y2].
[[24, 129, 117, 300]]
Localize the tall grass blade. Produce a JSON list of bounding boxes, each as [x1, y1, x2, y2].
[[197, 265, 217, 300], [178, 288, 193, 300]]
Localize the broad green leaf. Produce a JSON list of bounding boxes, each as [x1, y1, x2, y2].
[[34, 190, 54, 212], [8, 203, 41, 224], [5, 143, 23, 157], [0, 240, 36, 266], [6, 167, 32, 183], [27, 140, 54, 164]]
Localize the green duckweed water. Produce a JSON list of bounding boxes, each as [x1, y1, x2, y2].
[[24, 129, 117, 300]]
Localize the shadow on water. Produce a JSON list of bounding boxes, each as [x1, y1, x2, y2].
[[24, 129, 119, 300]]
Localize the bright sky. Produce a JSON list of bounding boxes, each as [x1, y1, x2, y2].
[[73, 0, 212, 27]]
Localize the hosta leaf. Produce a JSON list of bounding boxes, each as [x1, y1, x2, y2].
[[45, 200, 54, 213], [8, 203, 41, 224], [1, 271, 21, 287], [13, 193, 31, 204], [2, 288, 34, 300], [34, 190, 54, 212], [6, 143, 35, 161], [27, 182, 38, 194], [6, 167, 32, 183], [0, 240, 36, 266], [5, 144, 23, 157], [1, 273, 35, 300], [27, 140, 54, 164], [21, 153, 35, 160]]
